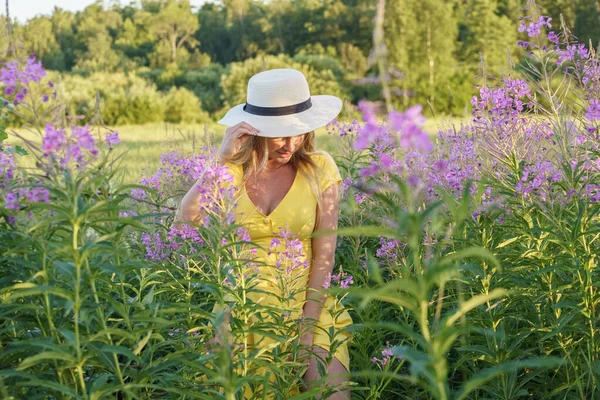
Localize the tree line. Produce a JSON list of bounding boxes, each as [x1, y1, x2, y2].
[[2, 0, 599, 124]]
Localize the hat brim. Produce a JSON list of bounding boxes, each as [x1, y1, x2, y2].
[[217, 95, 342, 138]]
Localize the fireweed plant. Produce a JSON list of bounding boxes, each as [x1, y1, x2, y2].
[[1, 3, 599, 399], [320, 4, 595, 400]]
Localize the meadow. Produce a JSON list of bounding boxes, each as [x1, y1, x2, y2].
[[1, 6, 600, 400], [7, 118, 457, 183]]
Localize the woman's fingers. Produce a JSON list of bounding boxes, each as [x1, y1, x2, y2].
[[235, 127, 257, 138], [237, 121, 260, 135]]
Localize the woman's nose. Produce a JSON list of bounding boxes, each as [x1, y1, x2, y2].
[[284, 137, 295, 151]]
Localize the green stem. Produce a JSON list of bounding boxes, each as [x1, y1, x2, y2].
[[72, 221, 86, 394]]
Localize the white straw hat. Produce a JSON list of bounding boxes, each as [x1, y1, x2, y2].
[[217, 68, 343, 138]]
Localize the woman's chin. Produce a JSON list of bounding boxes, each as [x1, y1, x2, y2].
[[269, 152, 292, 161]]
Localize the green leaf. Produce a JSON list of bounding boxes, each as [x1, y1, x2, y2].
[[99, 345, 139, 361], [143, 285, 155, 305], [54, 261, 76, 280], [133, 330, 153, 356], [58, 329, 77, 349], [17, 351, 77, 370], [391, 346, 432, 380], [326, 225, 396, 238], [495, 236, 521, 249], [444, 288, 508, 327], [455, 357, 564, 400], [1, 283, 74, 302], [14, 145, 28, 156], [439, 247, 500, 270]]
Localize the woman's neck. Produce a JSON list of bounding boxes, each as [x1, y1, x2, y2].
[[264, 159, 287, 172]]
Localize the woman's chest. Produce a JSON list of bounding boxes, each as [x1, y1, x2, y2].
[[244, 167, 297, 217], [235, 174, 317, 241]]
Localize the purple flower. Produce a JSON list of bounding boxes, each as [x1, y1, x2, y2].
[[323, 273, 331, 289], [0, 61, 18, 86], [237, 227, 251, 242], [388, 105, 432, 152], [5, 192, 19, 210], [14, 89, 26, 103], [42, 124, 67, 156], [548, 31, 559, 44], [24, 187, 50, 204], [72, 125, 96, 152], [270, 237, 281, 249], [372, 342, 397, 367], [21, 57, 46, 84], [0, 149, 15, 188], [381, 348, 394, 358], [585, 100, 600, 121], [518, 16, 551, 38], [340, 275, 354, 289], [354, 100, 382, 150], [557, 44, 590, 65], [105, 131, 120, 147], [141, 231, 178, 262]]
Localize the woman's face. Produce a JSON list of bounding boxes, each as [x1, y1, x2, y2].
[[266, 134, 306, 162]]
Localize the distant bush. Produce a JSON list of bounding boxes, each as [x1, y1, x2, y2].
[[62, 72, 165, 124], [175, 63, 226, 117], [61, 72, 210, 125], [292, 53, 346, 81], [164, 86, 211, 123]]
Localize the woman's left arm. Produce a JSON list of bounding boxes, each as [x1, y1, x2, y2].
[[301, 182, 340, 343]]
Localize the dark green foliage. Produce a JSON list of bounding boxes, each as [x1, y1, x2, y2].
[[173, 63, 226, 117], [7, 0, 600, 120]]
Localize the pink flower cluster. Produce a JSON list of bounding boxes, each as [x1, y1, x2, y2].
[[269, 229, 309, 273], [40, 124, 115, 171], [585, 100, 600, 122], [471, 78, 531, 121], [376, 238, 405, 266], [514, 161, 562, 201], [323, 270, 354, 289], [371, 341, 397, 366], [141, 224, 205, 262], [4, 186, 51, 211], [0, 57, 49, 105], [518, 16, 552, 38], [557, 43, 590, 65], [0, 149, 15, 188], [354, 101, 431, 153]]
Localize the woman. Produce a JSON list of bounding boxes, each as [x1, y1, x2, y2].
[[178, 68, 352, 399]]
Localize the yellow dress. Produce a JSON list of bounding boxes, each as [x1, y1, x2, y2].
[[222, 151, 353, 385]]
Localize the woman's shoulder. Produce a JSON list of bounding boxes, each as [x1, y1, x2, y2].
[[223, 161, 244, 186], [308, 150, 337, 169], [307, 151, 341, 191]]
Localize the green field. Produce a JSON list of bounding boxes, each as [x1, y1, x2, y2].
[[7, 118, 462, 183]]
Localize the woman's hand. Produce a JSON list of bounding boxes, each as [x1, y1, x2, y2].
[[218, 121, 259, 162]]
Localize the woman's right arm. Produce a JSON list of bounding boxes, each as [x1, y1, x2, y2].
[[176, 171, 208, 225], [175, 122, 259, 227]]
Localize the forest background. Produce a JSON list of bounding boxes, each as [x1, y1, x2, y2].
[[4, 0, 600, 127]]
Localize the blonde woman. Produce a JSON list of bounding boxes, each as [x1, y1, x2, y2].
[[178, 69, 352, 399]]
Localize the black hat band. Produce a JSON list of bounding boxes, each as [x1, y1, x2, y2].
[[243, 98, 312, 116]]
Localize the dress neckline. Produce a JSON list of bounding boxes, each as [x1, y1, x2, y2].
[[244, 167, 299, 218]]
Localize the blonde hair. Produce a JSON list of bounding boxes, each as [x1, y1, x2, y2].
[[226, 131, 325, 210]]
